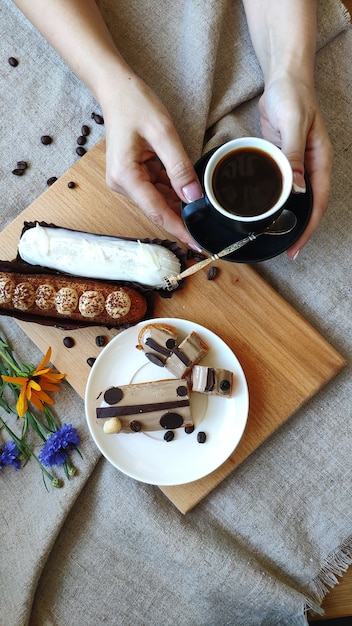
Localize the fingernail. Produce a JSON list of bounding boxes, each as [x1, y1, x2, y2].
[[182, 181, 203, 203], [292, 249, 300, 261], [292, 172, 306, 194], [188, 242, 203, 252]]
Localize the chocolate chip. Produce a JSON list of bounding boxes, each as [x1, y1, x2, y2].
[[67, 181, 76, 189], [160, 412, 183, 429], [130, 420, 142, 432], [16, 161, 28, 170], [207, 266, 218, 281], [76, 146, 86, 157], [220, 379, 231, 391], [145, 352, 165, 367], [165, 338, 176, 349], [176, 385, 188, 397], [95, 335, 107, 347], [185, 425, 194, 434], [12, 168, 25, 176], [104, 386, 123, 405], [164, 431, 174, 442], [77, 135, 87, 146], [197, 431, 206, 444], [63, 336, 75, 348], [87, 357, 96, 367], [8, 57, 18, 67], [47, 176, 57, 186], [91, 112, 104, 125], [41, 135, 53, 145], [81, 125, 90, 136]]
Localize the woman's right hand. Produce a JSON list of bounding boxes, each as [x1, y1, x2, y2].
[[102, 75, 203, 248]]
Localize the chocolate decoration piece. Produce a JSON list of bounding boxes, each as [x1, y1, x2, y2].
[[104, 386, 123, 405], [176, 385, 188, 397], [159, 412, 184, 430], [171, 346, 191, 367], [145, 352, 165, 367], [220, 379, 231, 391], [97, 399, 190, 418], [205, 367, 215, 392], [145, 336, 171, 357]]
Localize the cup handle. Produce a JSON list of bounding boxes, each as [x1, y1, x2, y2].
[[182, 196, 211, 223]]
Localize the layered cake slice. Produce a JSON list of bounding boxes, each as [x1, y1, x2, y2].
[[96, 378, 193, 434], [165, 331, 209, 377], [191, 365, 233, 397], [137, 322, 178, 366]]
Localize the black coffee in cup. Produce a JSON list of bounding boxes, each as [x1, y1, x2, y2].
[[212, 147, 283, 217]]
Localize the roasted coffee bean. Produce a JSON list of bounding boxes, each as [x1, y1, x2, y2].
[[130, 420, 142, 432], [16, 161, 28, 170], [81, 124, 90, 136], [41, 135, 53, 145], [8, 57, 18, 67], [87, 357, 96, 367], [197, 431, 206, 444], [95, 335, 107, 347], [185, 425, 194, 434], [164, 430, 174, 442], [76, 146, 86, 157], [67, 181, 76, 189], [12, 168, 25, 176], [207, 266, 218, 281], [47, 176, 58, 186], [77, 135, 87, 146], [63, 336, 75, 348], [91, 112, 104, 125]]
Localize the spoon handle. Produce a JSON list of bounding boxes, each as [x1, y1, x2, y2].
[[163, 232, 257, 289]]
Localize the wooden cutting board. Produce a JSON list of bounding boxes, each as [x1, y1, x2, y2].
[[0, 139, 346, 513]]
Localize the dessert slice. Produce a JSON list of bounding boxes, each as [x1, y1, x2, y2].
[[165, 331, 209, 378], [137, 322, 178, 366], [96, 378, 193, 433], [191, 365, 233, 397]]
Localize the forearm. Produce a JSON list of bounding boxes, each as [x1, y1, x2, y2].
[[12, 0, 134, 106], [242, 0, 317, 87]]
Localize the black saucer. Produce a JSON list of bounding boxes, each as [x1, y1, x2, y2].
[[181, 147, 312, 263]]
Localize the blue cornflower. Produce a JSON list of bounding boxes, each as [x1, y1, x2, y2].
[[0, 441, 21, 470], [38, 424, 80, 467]]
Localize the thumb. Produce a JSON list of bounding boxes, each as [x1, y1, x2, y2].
[[280, 131, 307, 194]]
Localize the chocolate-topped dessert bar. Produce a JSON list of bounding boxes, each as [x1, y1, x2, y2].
[[137, 322, 178, 366], [96, 378, 193, 433], [191, 365, 233, 397], [165, 331, 209, 377]]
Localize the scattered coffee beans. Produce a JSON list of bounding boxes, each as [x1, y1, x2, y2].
[[76, 146, 86, 157], [91, 112, 104, 125], [164, 431, 174, 442], [67, 181, 76, 189], [47, 176, 57, 186], [63, 336, 75, 348], [130, 420, 142, 432], [41, 135, 53, 145], [17, 161, 28, 170], [95, 335, 107, 347], [77, 135, 87, 146], [197, 431, 207, 444], [81, 124, 90, 136], [207, 266, 218, 281], [87, 357, 96, 367], [12, 168, 25, 176], [8, 57, 18, 67], [185, 425, 194, 434]]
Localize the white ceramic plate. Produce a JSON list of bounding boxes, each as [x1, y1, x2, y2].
[[85, 318, 249, 485]]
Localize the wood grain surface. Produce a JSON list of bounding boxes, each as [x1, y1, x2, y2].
[[0, 139, 346, 515]]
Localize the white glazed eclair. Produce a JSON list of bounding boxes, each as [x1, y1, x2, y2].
[[18, 223, 182, 289]]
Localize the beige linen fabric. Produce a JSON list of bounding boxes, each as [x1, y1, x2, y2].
[[0, 1, 352, 625]]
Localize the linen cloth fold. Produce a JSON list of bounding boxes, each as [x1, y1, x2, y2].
[[0, 1, 351, 625]]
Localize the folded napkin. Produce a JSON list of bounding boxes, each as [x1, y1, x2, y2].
[[0, 1, 351, 625]]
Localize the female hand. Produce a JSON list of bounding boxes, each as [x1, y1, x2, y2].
[[102, 75, 203, 249], [258, 76, 333, 259]]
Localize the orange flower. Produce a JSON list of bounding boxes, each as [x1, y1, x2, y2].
[[2, 347, 66, 418]]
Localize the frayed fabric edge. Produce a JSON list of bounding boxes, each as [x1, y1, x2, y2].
[[304, 535, 352, 617]]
